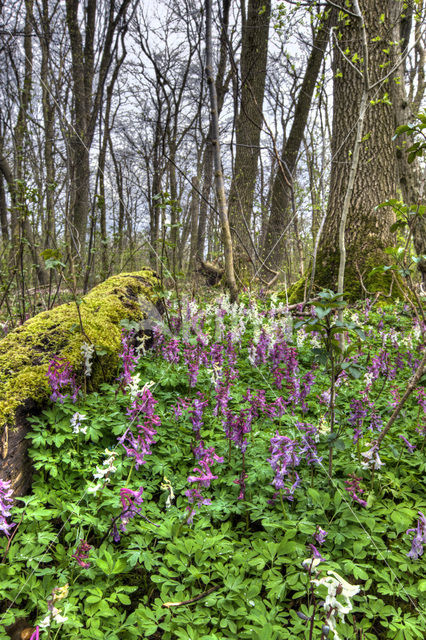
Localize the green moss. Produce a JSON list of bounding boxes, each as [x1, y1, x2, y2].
[[282, 256, 401, 305], [287, 275, 309, 304], [0, 270, 160, 432]]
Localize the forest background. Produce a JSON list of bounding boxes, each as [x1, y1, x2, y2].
[[0, 0, 425, 322]]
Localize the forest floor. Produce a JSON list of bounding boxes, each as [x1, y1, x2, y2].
[[0, 292, 425, 640]]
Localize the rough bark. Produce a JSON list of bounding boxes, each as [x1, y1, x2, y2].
[[0, 269, 160, 497], [314, 0, 398, 299], [261, 9, 333, 275], [228, 0, 271, 275]]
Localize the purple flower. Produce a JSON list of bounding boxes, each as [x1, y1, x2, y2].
[[345, 474, 367, 508], [119, 331, 138, 386], [309, 543, 326, 562], [188, 393, 208, 439], [406, 512, 426, 560], [399, 435, 416, 453], [29, 628, 39, 640], [72, 539, 92, 568], [0, 479, 15, 537], [46, 356, 79, 403], [113, 486, 144, 540], [224, 409, 252, 453], [119, 386, 160, 468], [162, 337, 180, 363], [314, 527, 328, 546], [185, 444, 222, 523], [188, 460, 218, 488]]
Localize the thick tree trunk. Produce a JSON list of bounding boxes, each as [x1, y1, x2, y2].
[[0, 269, 160, 497], [314, 0, 398, 299], [228, 0, 271, 276]]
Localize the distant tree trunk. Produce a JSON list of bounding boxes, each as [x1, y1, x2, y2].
[[65, 0, 92, 257], [261, 9, 333, 276], [0, 171, 8, 243], [189, 176, 200, 274], [228, 0, 271, 276], [149, 104, 164, 271], [65, 0, 131, 264], [197, 0, 231, 260], [314, 0, 398, 298]]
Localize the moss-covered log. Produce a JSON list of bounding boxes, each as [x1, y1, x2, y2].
[[0, 269, 161, 496]]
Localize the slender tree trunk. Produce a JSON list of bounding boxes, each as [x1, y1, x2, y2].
[[261, 9, 333, 276], [189, 176, 200, 275], [205, 0, 238, 301], [40, 0, 56, 250], [0, 170, 8, 243], [197, 0, 231, 261]]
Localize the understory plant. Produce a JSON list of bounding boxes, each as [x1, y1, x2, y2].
[[0, 293, 425, 639]]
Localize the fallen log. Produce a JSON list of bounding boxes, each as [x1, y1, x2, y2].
[[0, 269, 161, 496]]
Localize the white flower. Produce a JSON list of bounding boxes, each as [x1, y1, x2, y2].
[[364, 372, 373, 387], [39, 608, 68, 627], [361, 441, 384, 470], [81, 342, 95, 377], [160, 477, 175, 509], [87, 483, 102, 495], [302, 557, 322, 570], [318, 415, 330, 437], [311, 571, 360, 640], [38, 615, 52, 628], [126, 373, 142, 401], [92, 449, 118, 481], [71, 412, 87, 435]]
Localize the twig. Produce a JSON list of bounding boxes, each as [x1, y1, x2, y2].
[[162, 585, 220, 608], [376, 347, 426, 449]]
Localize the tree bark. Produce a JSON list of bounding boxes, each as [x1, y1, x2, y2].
[[314, 0, 398, 299], [228, 0, 271, 276]]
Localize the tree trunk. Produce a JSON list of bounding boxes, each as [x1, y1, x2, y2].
[[40, 0, 56, 250], [391, 5, 426, 286], [314, 0, 398, 299], [261, 9, 333, 276], [197, 0, 231, 261], [205, 0, 238, 302], [0, 172, 8, 242], [228, 0, 271, 276], [189, 176, 200, 275]]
